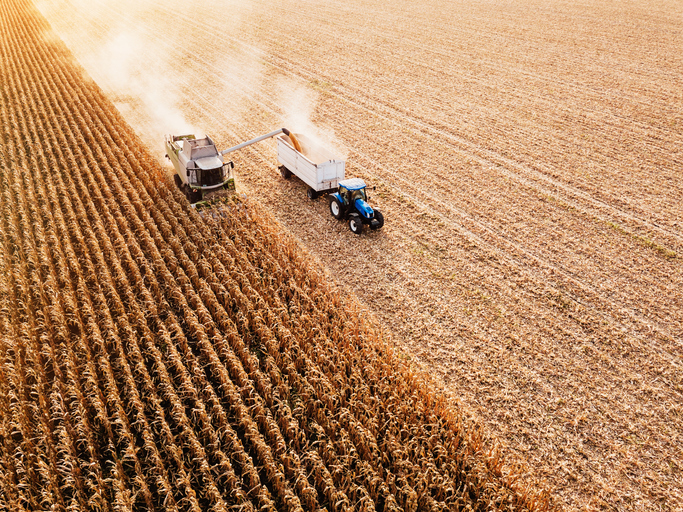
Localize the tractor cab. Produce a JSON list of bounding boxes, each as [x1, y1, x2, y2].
[[338, 178, 367, 203], [341, 185, 367, 204]]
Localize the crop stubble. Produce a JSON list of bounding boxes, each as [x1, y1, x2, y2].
[[0, 0, 552, 510]]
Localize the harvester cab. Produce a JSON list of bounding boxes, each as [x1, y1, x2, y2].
[[328, 178, 384, 235]]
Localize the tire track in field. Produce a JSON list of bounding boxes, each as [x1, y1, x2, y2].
[[263, 52, 683, 247]]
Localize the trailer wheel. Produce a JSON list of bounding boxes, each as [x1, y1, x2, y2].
[[307, 188, 317, 200], [371, 210, 384, 230], [349, 216, 363, 235], [174, 174, 182, 189], [279, 165, 292, 179], [329, 197, 344, 219]]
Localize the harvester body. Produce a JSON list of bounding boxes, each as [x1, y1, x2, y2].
[[165, 134, 234, 203]]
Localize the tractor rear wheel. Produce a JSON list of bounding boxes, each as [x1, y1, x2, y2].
[[329, 197, 344, 219], [307, 188, 317, 200], [349, 216, 363, 235], [279, 165, 292, 179]]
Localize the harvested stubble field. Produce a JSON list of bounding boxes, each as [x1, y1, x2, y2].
[[3, 0, 682, 510], [0, 0, 550, 510]]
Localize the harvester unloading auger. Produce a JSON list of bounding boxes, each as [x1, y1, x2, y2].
[[165, 127, 384, 234]]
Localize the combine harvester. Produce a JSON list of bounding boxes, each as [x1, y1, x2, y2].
[[165, 133, 235, 203], [165, 128, 383, 234]]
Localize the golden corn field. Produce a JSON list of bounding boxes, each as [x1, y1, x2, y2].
[[3, 0, 683, 510], [0, 0, 554, 510]]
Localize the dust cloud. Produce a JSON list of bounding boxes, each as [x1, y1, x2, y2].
[[34, 0, 200, 157], [276, 77, 347, 161], [34, 0, 344, 163], [90, 30, 199, 148]]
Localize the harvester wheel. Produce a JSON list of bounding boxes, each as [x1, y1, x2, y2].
[[371, 210, 384, 230], [307, 188, 317, 200], [174, 174, 182, 189], [279, 165, 292, 179], [181, 184, 191, 200], [189, 188, 203, 204], [329, 197, 344, 219], [349, 216, 363, 235]]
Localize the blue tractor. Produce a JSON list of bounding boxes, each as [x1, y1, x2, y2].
[[328, 178, 384, 235]]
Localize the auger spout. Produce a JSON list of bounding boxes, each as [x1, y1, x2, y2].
[[220, 128, 301, 156]]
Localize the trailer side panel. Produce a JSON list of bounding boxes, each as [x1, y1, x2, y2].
[[277, 136, 345, 192]]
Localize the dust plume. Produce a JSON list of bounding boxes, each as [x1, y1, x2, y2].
[[275, 77, 348, 161], [34, 0, 199, 158], [34, 0, 344, 164]]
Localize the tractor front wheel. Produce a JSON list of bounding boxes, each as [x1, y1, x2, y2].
[[371, 210, 384, 230], [349, 216, 363, 235], [329, 197, 344, 219]]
